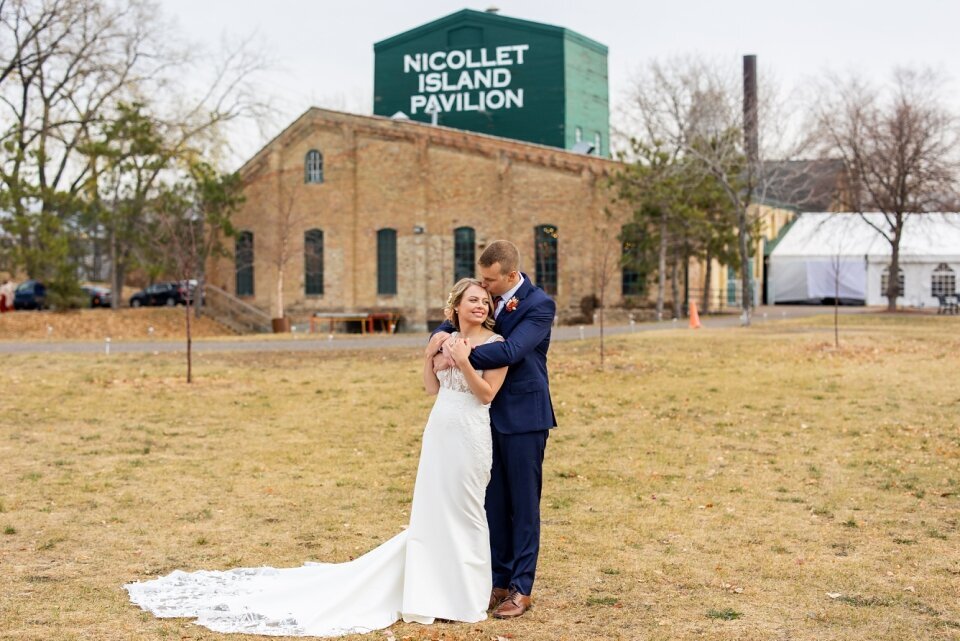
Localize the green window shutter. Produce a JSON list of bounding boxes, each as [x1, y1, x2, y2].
[[534, 224, 558, 296], [377, 228, 397, 295], [235, 231, 254, 296], [453, 226, 476, 282], [304, 229, 324, 295]]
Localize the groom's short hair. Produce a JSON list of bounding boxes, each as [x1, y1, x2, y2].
[[478, 240, 520, 274]]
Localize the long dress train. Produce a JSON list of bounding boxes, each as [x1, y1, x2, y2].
[[124, 333, 501, 637]]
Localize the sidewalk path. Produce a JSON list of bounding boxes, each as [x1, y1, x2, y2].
[[0, 306, 871, 355]]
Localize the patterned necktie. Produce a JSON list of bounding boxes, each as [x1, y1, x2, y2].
[[492, 296, 503, 317]]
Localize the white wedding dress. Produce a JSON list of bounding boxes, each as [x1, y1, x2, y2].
[[125, 333, 503, 637]]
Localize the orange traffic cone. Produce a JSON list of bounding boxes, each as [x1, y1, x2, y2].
[[689, 300, 701, 329]]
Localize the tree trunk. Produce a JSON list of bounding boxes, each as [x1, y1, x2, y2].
[[185, 294, 193, 383], [275, 267, 284, 319], [886, 215, 904, 312], [703, 248, 712, 314], [110, 230, 121, 310], [656, 216, 667, 321], [670, 253, 680, 320]]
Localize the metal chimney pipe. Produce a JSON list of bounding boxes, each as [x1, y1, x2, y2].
[[743, 54, 759, 164]]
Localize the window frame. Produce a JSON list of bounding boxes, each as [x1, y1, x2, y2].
[[377, 228, 398, 296], [931, 263, 956, 297], [453, 226, 476, 283], [235, 231, 254, 297], [305, 149, 324, 184], [534, 224, 558, 296], [304, 228, 324, 296], [881, 266, 905, 298]]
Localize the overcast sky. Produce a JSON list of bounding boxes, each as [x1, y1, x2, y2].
[[156, 0, 960, 163]]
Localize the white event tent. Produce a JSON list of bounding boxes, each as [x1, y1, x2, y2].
[[768, 212, 960, 307]]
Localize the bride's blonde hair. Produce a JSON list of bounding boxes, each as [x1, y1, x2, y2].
[[444, 278, 495, 331]]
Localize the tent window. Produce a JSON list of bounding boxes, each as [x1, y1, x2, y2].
[[881, 266, 905, 298], [931, 263, 956, 297]]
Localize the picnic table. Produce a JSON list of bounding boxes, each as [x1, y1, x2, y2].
[[310, 311, 401, 334], [936, 294, 959, 315]]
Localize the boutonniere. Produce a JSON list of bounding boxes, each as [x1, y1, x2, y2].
[[505, 296, 520, 312]]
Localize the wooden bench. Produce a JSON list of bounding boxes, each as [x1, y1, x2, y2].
[[310, 312, 401, 335]]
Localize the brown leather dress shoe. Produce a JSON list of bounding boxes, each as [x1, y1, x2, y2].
[[488, 586, 510, 611], [492, 590, 532, 619]]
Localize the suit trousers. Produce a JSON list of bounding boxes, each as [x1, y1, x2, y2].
[[486, 428, 549, 596]]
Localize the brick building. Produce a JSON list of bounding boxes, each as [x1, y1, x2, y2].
[[208, 108, 635, 331]]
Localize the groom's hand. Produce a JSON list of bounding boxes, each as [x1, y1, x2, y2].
[[425, 331, 449, 358], [433, 352, 455, 372]]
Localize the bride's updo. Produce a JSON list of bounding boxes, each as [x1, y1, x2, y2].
[[444, 278, 496, 331]]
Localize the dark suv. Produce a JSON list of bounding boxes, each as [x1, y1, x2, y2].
[[13, 280, 47, 310], [129, 282, 187, 307]]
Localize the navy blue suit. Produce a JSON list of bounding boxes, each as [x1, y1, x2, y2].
[[434, 274, 556, 595]]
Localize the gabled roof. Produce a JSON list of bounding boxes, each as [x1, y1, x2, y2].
[[373, 9, 607, 55], [238, 107, 619, 181]]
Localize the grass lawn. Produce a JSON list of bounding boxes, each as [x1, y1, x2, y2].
[[1, 314, 959, 641]]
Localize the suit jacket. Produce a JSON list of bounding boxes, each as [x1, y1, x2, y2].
[[435, 274, 557, 434]]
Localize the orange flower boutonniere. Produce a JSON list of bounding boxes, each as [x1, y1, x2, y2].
[[505, 296, 520, 312]]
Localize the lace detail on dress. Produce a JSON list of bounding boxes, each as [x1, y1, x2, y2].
[[436, 332, 504, 394]]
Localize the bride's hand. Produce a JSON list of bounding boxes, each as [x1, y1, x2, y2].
[[446, 337, 472, 365]]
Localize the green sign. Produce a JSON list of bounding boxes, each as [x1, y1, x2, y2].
[[374, 10, 609, 156]]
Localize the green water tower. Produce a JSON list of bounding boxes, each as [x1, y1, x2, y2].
[[373, 9, 609, 156]]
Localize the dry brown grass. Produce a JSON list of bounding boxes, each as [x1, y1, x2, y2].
[[2, 314, 959, 641], [0, 307, 230, 340]]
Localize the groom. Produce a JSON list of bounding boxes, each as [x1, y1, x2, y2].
[[433, 239, 556, 619]]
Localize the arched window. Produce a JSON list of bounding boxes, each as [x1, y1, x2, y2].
[[621, 223, 644, 296], [235, 231, 254, 296], [453, 227, 475, 282], [534, 224, 558, 296], [377, 228, 397, 295], [881, 266, 905, 298], [931, 263, 956, 297], [305, 150, 323, 184], [304, 229, 324, 296]]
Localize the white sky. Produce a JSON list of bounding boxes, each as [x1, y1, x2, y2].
[[156, 0, 960, 164]]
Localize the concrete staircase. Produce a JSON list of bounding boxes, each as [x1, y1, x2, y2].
[[201, 284, 272, 334]]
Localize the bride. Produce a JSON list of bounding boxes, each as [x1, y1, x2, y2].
[[124, 278, 507, 637]]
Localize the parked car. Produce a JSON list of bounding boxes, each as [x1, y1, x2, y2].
[[81, 285, 112, 308], [13, 280, 47, 310], [129, 282, 187, 307]]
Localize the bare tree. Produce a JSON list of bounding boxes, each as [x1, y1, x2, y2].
[[620, 56, 808, 324], [258, 170, 309, 329], [153, 161, 242, 382], [0, 0, 167, 279], [812, 68, 959, 311], [0, 0, 272, 300]]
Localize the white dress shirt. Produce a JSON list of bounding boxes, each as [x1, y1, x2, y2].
[[494, 274, 524, 319]]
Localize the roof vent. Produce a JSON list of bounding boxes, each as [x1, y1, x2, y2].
[[485, 6, 500, 13]]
